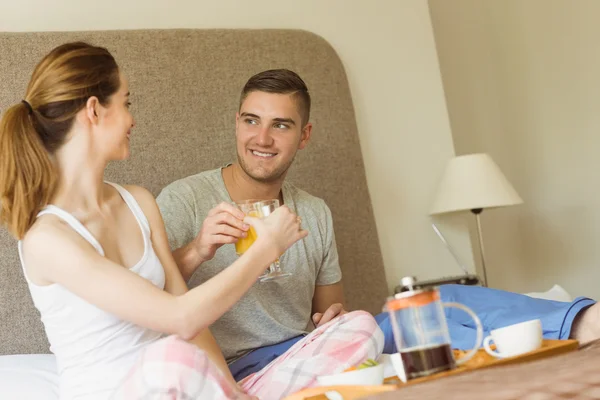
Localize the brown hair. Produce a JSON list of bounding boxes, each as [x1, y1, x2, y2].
[[0, 42, 120, 239], [239, 69, 311, 126]]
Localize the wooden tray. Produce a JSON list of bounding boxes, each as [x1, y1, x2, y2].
[[284, 339, 579, 400]]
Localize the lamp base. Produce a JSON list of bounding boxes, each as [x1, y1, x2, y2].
[[471, 209, 489, 287], [394, 274, 481, 294]]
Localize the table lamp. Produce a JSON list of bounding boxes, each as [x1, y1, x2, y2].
[[429, 153, 523, 287]]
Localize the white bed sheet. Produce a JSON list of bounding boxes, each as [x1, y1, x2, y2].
[[0, 354, 58, 400]]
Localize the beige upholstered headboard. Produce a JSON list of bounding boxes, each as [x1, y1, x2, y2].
[[0, 29, 388, 355]]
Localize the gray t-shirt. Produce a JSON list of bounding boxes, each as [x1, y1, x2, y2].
[[156, 167, 342, 362]]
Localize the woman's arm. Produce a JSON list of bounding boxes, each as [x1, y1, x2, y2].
[[128, 186, 236, 385], [21, 189, 306, 342]]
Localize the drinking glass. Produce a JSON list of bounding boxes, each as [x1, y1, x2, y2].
[[234, 199, 292, 282]]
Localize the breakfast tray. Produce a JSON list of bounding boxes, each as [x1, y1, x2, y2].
[[284, 339, 579, 400]]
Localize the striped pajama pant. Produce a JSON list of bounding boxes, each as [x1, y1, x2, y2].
[[111, 311, 383, 400]]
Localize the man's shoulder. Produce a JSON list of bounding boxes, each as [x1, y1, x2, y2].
[[159, 168, 224, 201], [285, 182, 331, 219]]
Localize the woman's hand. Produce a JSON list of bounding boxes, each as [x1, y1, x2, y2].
[[243, 205, 308, 259]]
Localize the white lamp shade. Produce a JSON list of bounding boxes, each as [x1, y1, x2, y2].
[[430, 153, 523, 215]]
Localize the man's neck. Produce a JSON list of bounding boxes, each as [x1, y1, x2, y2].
[[222, 164, 284, 203]]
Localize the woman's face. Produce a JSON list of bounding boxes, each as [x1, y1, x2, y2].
[[93, 72, 135, 161]]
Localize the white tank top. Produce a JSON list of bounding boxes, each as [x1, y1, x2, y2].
[[18, 183, 166, 400]]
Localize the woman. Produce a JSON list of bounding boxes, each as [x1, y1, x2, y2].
[[0, 42, 383, 400]]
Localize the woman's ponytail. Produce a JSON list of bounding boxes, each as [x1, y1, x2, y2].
[[0, 101, 57, 239]]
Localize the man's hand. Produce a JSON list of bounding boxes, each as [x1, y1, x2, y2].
[[312, 302, 348, 327], [192, 202, 248, 264]]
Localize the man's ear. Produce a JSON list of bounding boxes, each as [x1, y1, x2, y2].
[[235, 112, 240, 135], [298, 122, 312, 150], [85, 96, 100, 125]]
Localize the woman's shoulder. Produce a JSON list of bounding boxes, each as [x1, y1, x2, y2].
[[21, 214, 89, 285], [22, 212, 90, 253], [118, 184, 162, 227], [24, 211, 72, 243], [120, 184, 155, 203]]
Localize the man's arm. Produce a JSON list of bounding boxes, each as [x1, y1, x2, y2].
[[173, 202, 249, 281], [311, 282, 348, 327], [312, 282, 346, 314], [156, 186, 200, 280], [172, 240, 204, 281], [156, 186, 248, 281], [311, 201, 347, 327]]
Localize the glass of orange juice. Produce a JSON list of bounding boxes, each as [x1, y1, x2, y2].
[[234, 199, 292, 282]]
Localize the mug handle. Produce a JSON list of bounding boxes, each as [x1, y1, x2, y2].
[[443, 302, 483, 365], [483, 336, 506, 358]]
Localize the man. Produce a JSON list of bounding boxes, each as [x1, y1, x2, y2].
[[157, 68, 600, 381], [157, 69, 348, 381]]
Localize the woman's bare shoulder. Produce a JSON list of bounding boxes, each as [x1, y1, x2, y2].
[[121, 184, 163, 227], [21, 215, 92, 284], [122, 184, 154, 200]]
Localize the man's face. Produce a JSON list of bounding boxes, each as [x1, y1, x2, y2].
[[235, 91, 311, 183]]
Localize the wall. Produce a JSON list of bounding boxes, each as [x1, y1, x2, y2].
[[429, 0, 600, 298], [1, 0, 473, 294]]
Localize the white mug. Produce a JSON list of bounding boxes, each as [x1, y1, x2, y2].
[[483, 319, 543, 358]]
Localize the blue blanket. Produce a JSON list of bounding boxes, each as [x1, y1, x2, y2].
[[377, 284, 596, 353], [229, 284, 596, 381]]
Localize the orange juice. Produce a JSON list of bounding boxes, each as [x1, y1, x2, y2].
[[235, 226, 257, 255], [235, 210, 259, 255], [235, 229, 280, 264]]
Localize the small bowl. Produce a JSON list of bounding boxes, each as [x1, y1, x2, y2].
[[316, 364, 384, 387]]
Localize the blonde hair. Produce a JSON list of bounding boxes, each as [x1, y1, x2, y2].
[[0, 42, 120, 239]]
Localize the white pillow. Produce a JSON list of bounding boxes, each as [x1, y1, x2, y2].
[[524, 284, 573, 303], [0, 354, 59, 400]]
